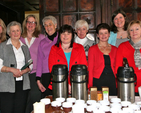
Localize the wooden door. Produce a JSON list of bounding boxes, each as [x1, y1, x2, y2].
[[39, 0, 101, 42], [101, 0, 141, 25]]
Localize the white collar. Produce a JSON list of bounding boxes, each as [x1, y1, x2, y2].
[[6, 38, 25, 46], [75, 36, 88, 45]]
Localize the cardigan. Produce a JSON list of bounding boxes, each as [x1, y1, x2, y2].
[[20, 34, 45, 74], [36, 33, 58, 78], [0, 40, 31, 93], [116, 41, 141, 92], [88, 44, 117, 88]]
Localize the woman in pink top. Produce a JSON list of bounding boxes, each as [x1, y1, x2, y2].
[[20, 15, 45, 113]]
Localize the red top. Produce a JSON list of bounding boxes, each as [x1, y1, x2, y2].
[[88, 44, 117, 88], [116, 41, 141, 92], [48, 42, 87, 89]]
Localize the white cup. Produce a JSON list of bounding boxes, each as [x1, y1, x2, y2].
[[56, 97, 65, 103]]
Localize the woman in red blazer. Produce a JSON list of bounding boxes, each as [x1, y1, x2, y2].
[[88, 23, 117, 95], [116, 20, 141, 95], [48, 24, 87, 93]]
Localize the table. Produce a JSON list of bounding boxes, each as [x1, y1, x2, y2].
[[32, 96, 141, 113]]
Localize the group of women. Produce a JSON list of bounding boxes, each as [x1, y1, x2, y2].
[[0, 8, 141, 113]]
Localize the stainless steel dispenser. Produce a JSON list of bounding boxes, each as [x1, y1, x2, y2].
[[70, 65, 88, 101], [52, 64, 68, 100], [116, 58, 136, 103]]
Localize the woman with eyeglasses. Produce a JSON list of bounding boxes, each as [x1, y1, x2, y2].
[[20, 15, 45, 113]]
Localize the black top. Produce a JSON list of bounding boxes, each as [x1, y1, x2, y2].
[[103, 55, 114, 74]]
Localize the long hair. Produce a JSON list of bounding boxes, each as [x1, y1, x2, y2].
[[111, 9, 128, 33], [55, 24, 74, 48], [0, 18, 6, 42], [22, 15, 41, 38]]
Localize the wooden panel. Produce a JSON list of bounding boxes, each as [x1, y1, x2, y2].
[[137, 0, 141, 8], [80, 13, 95, 29], [53, 15, 60, 29], [62, 15, 77, 28], [63, 0, 76, 12], [79, 0, 95, 11], [137, 13, 141, 20], [45, 0, 59, 12], [118, 0, 132, 8], [126, 13, 134, 21]]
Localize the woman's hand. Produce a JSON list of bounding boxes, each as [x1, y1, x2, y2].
[[37, 80, 46, 92], [69, 84, 71, 94], [21, 68, 30, 75], [11, 68, 22, 77]]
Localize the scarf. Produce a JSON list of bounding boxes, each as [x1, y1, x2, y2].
[[129, 39, 141, 68], [46, 31, 57, 41]]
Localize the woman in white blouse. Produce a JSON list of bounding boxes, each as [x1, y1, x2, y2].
[[0, 21, 32, 113]]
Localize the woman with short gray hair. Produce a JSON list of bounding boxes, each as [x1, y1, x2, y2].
[[74, 19, 95, 60], [0, 21, 32, 113], [36, 15, 58, 98]]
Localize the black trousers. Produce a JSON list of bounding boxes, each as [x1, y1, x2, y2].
[[0, 81, 29, 113], [25, 73, 41, 113], [41, 73, 52, 98]]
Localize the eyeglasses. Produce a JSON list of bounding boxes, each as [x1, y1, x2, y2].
[[26, 21, 37, 24]]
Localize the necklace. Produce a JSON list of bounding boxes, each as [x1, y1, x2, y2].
[[62, 46, 69, 50], [98, 44, 110, 51], [120, 36, 122, 39]]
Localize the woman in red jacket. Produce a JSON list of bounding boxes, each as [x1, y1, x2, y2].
[[88, 23, 117, 95], [116, 20, 141, 95], [48, 24, 87, 93]]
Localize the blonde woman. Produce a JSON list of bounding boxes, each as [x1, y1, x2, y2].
[[116, 20, 141, 95], [20, 15, 45, 113], [0, 18, 7, 43]]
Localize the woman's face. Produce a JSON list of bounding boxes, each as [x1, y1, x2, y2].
[[9, 25, 21, 40], [60, 31, 72, 45], [113, 13, 125, 29], [44, 20, 57, 36], [26, 17, 36, 32], [129, 23, 141, 41], [97, 29, 110, 42], [76, 26, 88, 39]]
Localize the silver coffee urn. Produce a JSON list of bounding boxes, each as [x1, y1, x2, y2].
[[116, 58, 137, 103], [70, 65, 88, 101], [51, 64, 68, 100]]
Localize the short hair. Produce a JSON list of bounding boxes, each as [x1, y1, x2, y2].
[[55, 24, 74, 48], [7, 21, 22, 35], [127, 20, 141, 39], [42, 15, 57, 26], [96, 23, 110, 34], [74, 20, 89, 30], [111, 9, 128, 33], [0, 18, 6, 42], [22, 15, 41, 38]]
